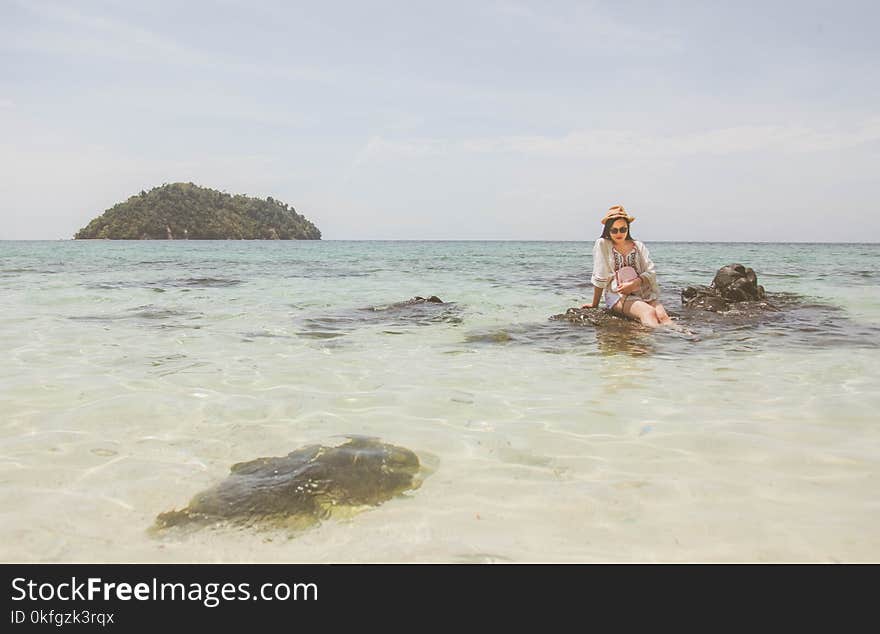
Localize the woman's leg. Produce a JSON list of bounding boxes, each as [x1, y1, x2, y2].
[[649, 301, 673, 325], [613, 297, 660, 327], [646, 300, 695, 334]]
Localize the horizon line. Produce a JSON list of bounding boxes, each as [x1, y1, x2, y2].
[[2, 238, 879, 245]]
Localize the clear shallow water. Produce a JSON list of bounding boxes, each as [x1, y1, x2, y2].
[[1, 240, 879, 562]]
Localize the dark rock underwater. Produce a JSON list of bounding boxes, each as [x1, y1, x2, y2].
[[153, 437, 422, 533]]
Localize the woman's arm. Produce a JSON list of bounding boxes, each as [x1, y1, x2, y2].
[[583, 285, 604, 309], [586, 239, 611, 308], [635, 241, 657, 289], [590, 239, 612, 289]]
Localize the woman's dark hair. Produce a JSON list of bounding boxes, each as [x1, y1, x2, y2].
[[600, 218, 634, 241]]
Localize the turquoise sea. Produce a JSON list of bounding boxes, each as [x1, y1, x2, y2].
[[1, 240, 879, 562]]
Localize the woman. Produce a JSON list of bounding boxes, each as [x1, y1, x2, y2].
[[584, 205, 672, 327]]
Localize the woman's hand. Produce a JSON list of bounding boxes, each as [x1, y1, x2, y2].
[[617, 280, 636, 295], [617, 278, 642, 296], [581, 303, 598, 309]]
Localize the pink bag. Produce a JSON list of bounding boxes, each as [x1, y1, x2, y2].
[[613, 266, 639, 292]]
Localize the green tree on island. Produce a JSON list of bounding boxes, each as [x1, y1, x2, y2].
[[74, 182, 321, 240]]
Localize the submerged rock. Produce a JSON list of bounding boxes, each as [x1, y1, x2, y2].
[[297, 296, 459, 339], [681, 264, 772, 312], [153, 437, 421, 532], [549, 306, 632, 327], [546, 307, 658, 355], [367, 296, 445, 310]]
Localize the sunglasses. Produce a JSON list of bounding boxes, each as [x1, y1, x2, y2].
[[610, 226, 628, 234]]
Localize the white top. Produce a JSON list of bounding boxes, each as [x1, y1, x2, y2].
[[590, 238, 660, 303]]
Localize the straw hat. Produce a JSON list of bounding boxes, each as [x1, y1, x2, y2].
[[600, 204, 635, 225]]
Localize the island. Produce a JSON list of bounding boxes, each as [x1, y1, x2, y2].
[[74, 182, 321, 240]]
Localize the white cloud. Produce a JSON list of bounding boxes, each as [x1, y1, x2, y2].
[[7, 0, 334, 83], [353, 117, 880, 165], [487, 0, 684, 54], [10, 0, 208, 64]]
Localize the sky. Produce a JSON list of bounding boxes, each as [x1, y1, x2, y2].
[[1, 0, 878, 241]]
